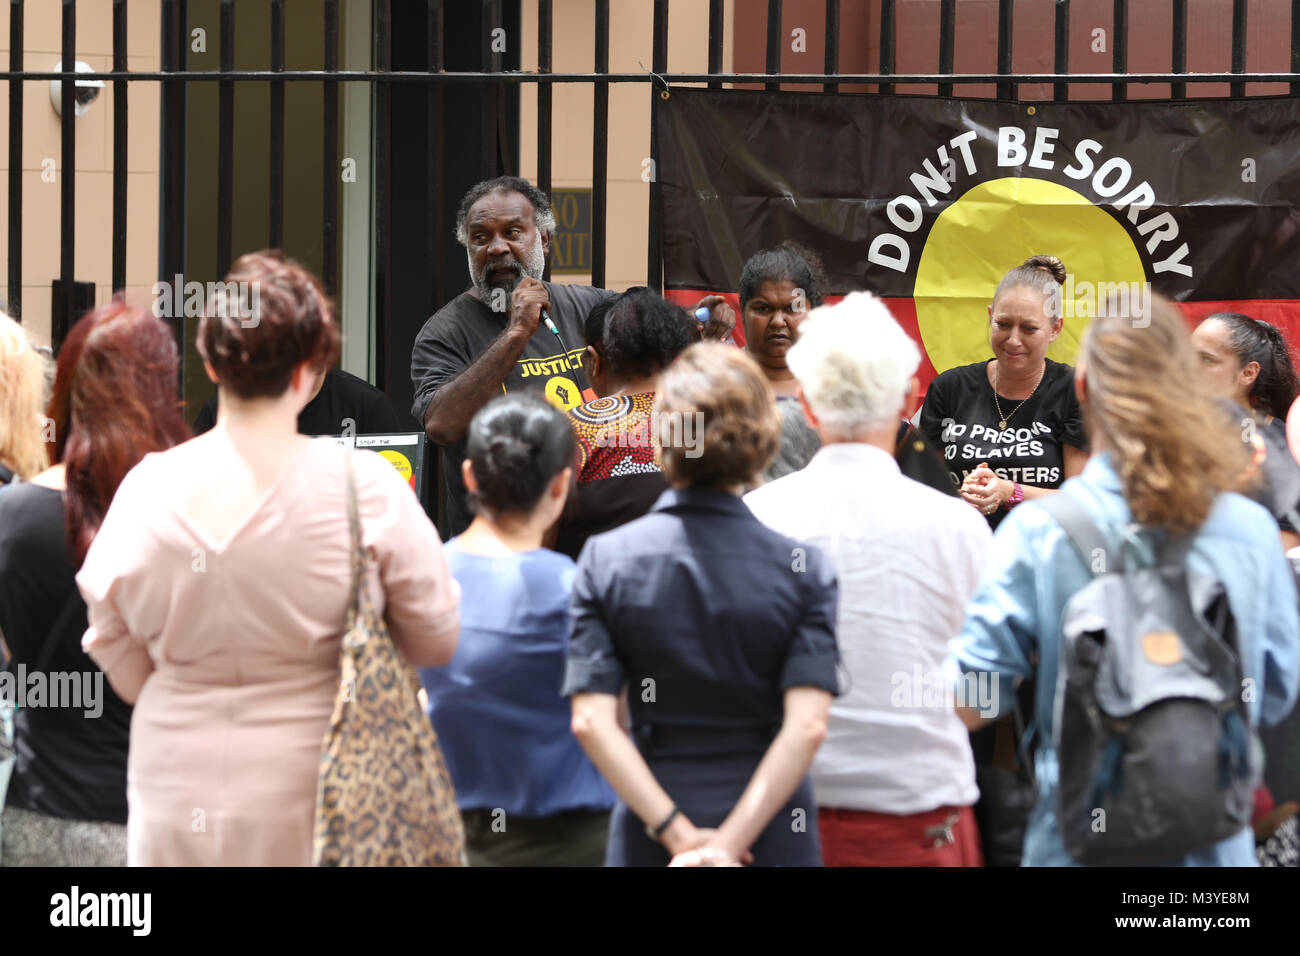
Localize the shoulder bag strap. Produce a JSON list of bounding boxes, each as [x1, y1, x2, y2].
[[343, 451, 366, 627], [1035, 490, 1115, 576]]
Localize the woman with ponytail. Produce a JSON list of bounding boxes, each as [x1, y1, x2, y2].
[[1191, 312, 1300, 548], [419, 392, 615, 866], [949, 297, 1300, 866]]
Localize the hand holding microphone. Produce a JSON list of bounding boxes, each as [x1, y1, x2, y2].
[[506, 276, 551, 338]]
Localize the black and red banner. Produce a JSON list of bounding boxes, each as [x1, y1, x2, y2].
[[658, 88, 1300, 392]]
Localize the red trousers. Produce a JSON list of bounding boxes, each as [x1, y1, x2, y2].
[[819, 805, 983, 867]]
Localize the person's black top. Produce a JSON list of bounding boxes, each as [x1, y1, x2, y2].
[[191, 368, 405, 437], [409, 282, 615, 539], [0, 482, 131, 822], [919, 358, 1086, 529]]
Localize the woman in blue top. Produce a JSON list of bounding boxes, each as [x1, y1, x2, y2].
[[419, 392, 615, 866], [950, 297, 1300, 866]]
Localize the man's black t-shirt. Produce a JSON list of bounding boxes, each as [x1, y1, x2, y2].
[[191, 368, 405, 437], [0, 482, 132, 822], [410, 282, 615, 539], [919, 358, 1086, 529]]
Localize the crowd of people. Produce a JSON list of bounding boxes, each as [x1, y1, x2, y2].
[[0, 174, 1297, 868]]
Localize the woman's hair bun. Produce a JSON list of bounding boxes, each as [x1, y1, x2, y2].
[[1022, 254, 1066, 285]]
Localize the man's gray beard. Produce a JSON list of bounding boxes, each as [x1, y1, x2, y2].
[[468, 232, 547, 302]]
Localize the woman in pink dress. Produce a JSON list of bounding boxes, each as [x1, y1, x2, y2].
[[79, 252, 460, 866]]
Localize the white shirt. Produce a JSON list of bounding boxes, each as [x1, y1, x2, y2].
[[745, 442, 989, 814]]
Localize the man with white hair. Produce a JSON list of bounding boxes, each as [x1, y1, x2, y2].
[[744, 291, 992, 866]]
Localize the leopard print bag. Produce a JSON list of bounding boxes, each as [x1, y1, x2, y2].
[[312, 454, 466, 866]]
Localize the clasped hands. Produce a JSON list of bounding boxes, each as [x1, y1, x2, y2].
[[960, 464, 1010, 516], [662, 816, 751, 868]]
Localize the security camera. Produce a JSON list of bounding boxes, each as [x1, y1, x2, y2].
[[50, 61, 104, 117]]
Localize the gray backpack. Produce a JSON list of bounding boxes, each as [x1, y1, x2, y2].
[[1038, 492, 1256, 865]]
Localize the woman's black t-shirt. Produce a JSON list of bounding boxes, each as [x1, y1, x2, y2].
[[0, 481, 131, 822], [919, 358, 1086, 529]]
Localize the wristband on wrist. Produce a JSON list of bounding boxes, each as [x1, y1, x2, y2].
[[1004, 481, 1024, 509], [646, 805, 680, 843]]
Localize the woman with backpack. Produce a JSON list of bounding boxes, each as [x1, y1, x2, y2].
[[949, 296, 1300, 866]]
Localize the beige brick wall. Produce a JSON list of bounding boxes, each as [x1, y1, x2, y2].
[[0, 0, 161, 347], [519, 0, 733, 292]]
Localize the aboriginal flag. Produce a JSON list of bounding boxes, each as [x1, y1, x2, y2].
[[657, 88, 1300, 391]]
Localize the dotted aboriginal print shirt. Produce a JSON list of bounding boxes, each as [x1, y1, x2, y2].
[[557, 393, 667, 560]]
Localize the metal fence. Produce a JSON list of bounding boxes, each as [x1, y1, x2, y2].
[[6, 0, 1300, 394]]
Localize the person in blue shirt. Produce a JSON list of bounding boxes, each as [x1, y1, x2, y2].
[[950, 296, 1300, 867], [419, 392, 615, 866]]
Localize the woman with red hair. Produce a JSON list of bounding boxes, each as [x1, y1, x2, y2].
[[78, 252, 460, 866], [0, 303, 189, 866]]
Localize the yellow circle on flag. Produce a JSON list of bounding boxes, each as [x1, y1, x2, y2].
[[378, 449, 412, 482], [544, 375, 582, 410], [914, 177, 1148, 375]]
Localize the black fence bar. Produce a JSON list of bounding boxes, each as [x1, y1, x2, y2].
[[879, 0, 895, 95], [8, 0, 21, 320], [592, 0, 609, 290], [824, 0, 839, 93], [1053, 0, 1069, 103], [158, 1, 186, 297], [708, 0, 724, 91], [269, 0, 285, 250], [537, 0, 552, 199], [159, 0, 186, 394], [996, 0, 1013, 100], [1293, 0, 1300, 95], [322, 0, 339, 296], [58, 0, 75, 335], [1232, 0, 1247, 97], [481, 0, 500, 174], [111, 0, 126, 294], [424, 0, 441, 309], [374, 0, 391, 390], [647, 0, 667, 293], [938, 0, 955, 97], [765, 0, 782, 92], [1112, 0, 1127, 101], [1172, 0, 1187, 99], [216, 0, 234, 278]]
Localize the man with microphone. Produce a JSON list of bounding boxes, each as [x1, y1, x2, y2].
[[411, 175, 733, 539]]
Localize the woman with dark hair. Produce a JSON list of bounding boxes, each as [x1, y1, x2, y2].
[[565, 344, 841, 867], [420, 393, 614, 866], [951, 296, 1299, 866], [0, 303, 188, 866], [739, 242, 826, 399], [554, 289, 695, 559], [1191, 312, 1300, 549], [77, 252, 460, 866]]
